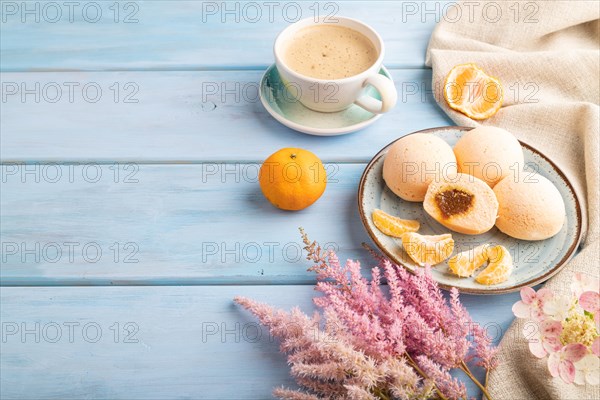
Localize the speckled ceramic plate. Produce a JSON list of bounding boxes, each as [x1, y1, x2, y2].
[[259, 64, 390, 136], [358, 126, 583, 294]]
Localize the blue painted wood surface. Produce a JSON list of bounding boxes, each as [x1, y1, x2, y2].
[[1, 1, 519, 398], [1, 286, 521, 399], [1, 163, 376, 285], [0, 70, 452, 161], [0, 1, 450, 71]]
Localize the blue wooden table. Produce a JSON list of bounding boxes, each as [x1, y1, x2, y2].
[[1, 2, 522, 398]]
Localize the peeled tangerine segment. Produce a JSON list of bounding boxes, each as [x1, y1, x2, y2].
[[448, 244, 514, 285], [448, 244, 490, 278], [443, 63, 503, 120], [475, 245, 514, 285], [401, 232, 454, 267], [372, 209, 420, 238], [423, 173, 499, 235]]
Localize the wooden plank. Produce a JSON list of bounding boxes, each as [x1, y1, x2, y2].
[[0, 1, 449, 71], [0, 285, 521, 399], [0, 69, 452, 162], [1, 163, 379, 285]]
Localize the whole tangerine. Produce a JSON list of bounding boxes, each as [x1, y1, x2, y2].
[[259, 148, 327, 211]]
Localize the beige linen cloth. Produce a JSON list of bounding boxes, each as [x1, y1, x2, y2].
[[426, 1, 599, 399]]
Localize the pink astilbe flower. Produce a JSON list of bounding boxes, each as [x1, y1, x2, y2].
[[468, 322, 499, 370], [415, 356, 467, 400], [311, 235, 496, 397], [383, 262, 494, 372], [233, 231, 500, 399], [272, 388, 322, 400], [234, 296, 426, 399], [381, 357, 434, 399], [344, 385, 377, 400]]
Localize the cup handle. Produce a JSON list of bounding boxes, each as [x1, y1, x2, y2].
[[354, 74, 397, 114]]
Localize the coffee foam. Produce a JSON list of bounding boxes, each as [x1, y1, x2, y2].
[[283, 25, 377, 80]]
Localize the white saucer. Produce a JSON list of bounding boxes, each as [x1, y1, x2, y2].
[[259, 64, 392, 136]]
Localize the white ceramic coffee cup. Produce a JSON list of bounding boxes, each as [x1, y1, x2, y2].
[[274, 16, 397, 114]]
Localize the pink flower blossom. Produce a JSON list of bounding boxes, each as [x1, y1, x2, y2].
[[523, 320, 562, 358], [543, 292, 576, 321], [548, 343, 588, 384], [574, 354, 600, 386], [579, 291, 600, 315], [512, 287, 554, 321], [571, 272, 600, 298], [515, 277, 600, 387]]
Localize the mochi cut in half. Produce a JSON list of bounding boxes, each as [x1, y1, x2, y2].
[[423, 173, 499, 235]]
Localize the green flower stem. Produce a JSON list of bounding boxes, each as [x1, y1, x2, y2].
[[460, 361, 493, 400], [485, 369, 489, 390], [372, 386, 391, 400], [405, 352, 449, 400]]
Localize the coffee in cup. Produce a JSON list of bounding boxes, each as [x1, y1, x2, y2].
[[283, 25, 378, 80], [274, 17, 397, 114]]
